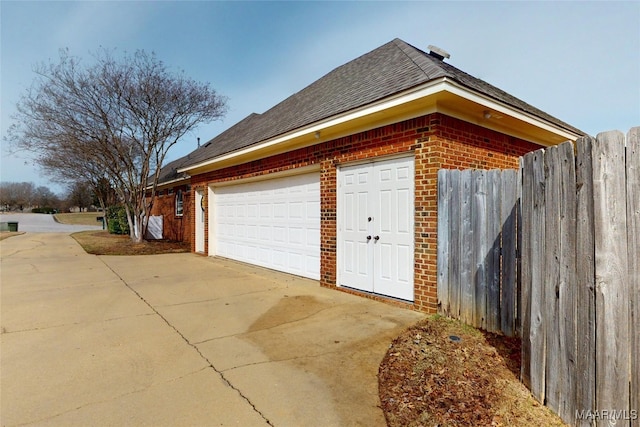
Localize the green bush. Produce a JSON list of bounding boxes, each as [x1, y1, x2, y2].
[[106, 205, 130, 235]]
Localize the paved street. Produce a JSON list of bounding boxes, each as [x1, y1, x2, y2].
[[0, 232, 423, 426], [0, 213, 103, 233]]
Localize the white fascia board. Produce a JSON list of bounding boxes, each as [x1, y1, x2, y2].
[[179, 78, 579, 173], [210, 164, 321, 188], [178, 79, 450, 173], [443, 79, 581, 141], [146, 175, 190, 191]]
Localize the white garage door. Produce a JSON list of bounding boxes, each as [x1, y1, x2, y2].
[[213, 173, 320, 279]]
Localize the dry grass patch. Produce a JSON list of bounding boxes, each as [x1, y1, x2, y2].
[[0, 231, 25, 241], [71, 230, 189, 255], [379, 315, 566, 427], [54, 212, 104, 226]]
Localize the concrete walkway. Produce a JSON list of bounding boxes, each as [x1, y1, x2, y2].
[[0, 232, 423, 426]]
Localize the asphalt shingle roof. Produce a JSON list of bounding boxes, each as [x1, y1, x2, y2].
[[167, 38, 582, 177]]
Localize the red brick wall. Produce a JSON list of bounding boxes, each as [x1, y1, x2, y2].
[[189, 113, 542, 312], [412, 115, 540, 311], [148, 184, 192, 243]]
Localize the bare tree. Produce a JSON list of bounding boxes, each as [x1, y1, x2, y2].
[[66, 181, 94, 212], [7, 49, 227, 242], [0, 181, 60, 211], [34, 185, 60, 209], [0, 182, 35, 211]]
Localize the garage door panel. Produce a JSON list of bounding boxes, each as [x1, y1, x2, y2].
[[214, 173, 320, 280], [307, 228, 320, 248]]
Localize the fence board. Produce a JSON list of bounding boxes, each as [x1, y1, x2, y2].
[[501, 169, 518, 336], [438, 128, 636, 426], [575, 136, 596, 426], [460, 170, 475, 324], [486, 170, 502, 333], [593, 130, 630, 417], [626, 127, 639, 427], [449, 171, 461, 318], [558, 141, 577, 421], [437, 168, 519, 335], [473, 170, 488, 329], [516, 165, 523, 337], [544, 145, 562, 413], [437, 169, 451, 316], [529, 149, 547, 403], [520, 155, 533, 388]]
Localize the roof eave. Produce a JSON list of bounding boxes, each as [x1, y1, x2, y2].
[[179, 78, 582, 174], [442, 79, 583, 144], [146, 175, 191, 191]]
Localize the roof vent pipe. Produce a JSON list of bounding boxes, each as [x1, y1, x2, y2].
[[428, 45, 450, 61], [197, 137, 200, 147]]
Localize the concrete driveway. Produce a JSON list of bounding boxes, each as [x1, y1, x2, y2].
[[0, 232, 423, 426]]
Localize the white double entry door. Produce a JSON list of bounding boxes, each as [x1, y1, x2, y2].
[[337, 156, 415, 301]]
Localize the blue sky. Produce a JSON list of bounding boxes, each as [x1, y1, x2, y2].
[[1, 1, 639, 194]]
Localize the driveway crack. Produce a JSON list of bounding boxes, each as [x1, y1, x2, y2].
[[99, 258, 274, 427]]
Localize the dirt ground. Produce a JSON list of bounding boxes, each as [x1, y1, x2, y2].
[[378, 315, 566, 427]]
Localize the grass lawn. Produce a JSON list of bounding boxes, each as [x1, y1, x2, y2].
[[54, 212, 105, 226]]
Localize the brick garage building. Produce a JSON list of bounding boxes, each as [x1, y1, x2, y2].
[[154, 39, 582, 313], [147, 156, 193, 244]]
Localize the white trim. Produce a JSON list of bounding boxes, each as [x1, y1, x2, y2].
[[146, 175, 190, 191], [335, 152, 415, 170], [442, 80, 579, 142], [207, 185, 215, 256], [178, 79, 449, 173], [210, 164, 321, 188], [194, 189, 205, 253], [179, 78, 581, 174]]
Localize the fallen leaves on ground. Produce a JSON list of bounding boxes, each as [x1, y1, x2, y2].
[[378, 315, 566, 427], [72, 230, 190, 255]]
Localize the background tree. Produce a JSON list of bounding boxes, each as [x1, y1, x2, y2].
[[0, 182, 34, 211], [7, 49, 227, 242], [66, 181, 94, 212], [0, 181, 61, 211], [34, 185, 60, 209]]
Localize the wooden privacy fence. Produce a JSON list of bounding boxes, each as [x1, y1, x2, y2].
[[436, 127, 638, 426], [520, 128, 639, 426], [436, 168, 520, 337]]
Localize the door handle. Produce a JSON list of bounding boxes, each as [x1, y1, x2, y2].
[[374, 235, 380, 241], [366, 235, 372, 241]]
